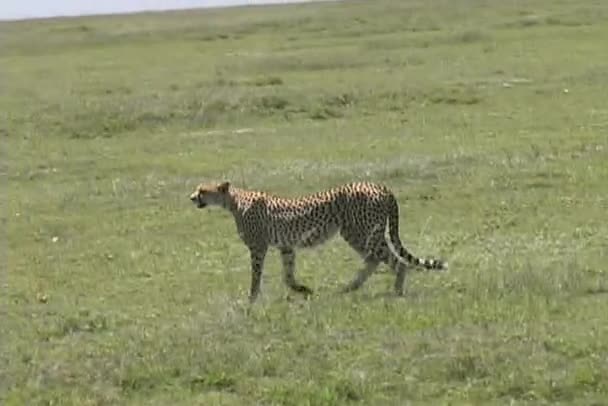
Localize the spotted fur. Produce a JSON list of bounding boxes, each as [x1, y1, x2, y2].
[[189, 181, 447, 302]]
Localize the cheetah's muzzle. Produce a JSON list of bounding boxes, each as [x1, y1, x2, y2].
[[190, 194, 207, 208]]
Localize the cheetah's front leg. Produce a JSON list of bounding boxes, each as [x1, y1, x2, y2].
[[280, 247, 313, 297], [248, 245, 267, 303]]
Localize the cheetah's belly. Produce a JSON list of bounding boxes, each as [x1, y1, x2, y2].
[[267, 216, 339, 248]]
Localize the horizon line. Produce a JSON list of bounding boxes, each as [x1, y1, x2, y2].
[[0, 0, 337, 23]]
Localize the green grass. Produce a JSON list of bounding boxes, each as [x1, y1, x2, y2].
[[3, 0, 608, 404]]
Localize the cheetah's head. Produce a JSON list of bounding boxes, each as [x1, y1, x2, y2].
[[190, 181, 231, 209]]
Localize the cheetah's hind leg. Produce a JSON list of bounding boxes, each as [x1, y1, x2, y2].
[[341, 258, 380, 293], [392, 262, 409, 296], [339, 225, 384, 293]]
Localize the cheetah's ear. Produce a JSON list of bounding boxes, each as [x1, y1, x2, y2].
[[218, 181, 230, 193]]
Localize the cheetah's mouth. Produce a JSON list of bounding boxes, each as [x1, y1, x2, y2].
[[197, 195, 207, 208], [191, 194, 207, 208]]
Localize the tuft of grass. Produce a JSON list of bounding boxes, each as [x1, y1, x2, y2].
[[250, 76, 284, 86], [451, 29, 491, 44]]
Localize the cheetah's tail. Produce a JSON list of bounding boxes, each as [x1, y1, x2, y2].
[[384, 194, 448, 271]]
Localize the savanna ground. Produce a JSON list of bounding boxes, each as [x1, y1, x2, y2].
[[2, 0, 608, 404]]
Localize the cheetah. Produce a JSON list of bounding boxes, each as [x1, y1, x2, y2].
[[189, 181, 447, 302]]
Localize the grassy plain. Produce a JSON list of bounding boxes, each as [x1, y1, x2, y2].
[[2, 0, 608, 404]]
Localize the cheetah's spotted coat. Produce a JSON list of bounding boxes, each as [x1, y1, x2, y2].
[[189, 181, 446, 302]]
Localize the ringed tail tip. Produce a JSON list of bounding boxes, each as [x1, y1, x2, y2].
[[422, 258, 448, 271]]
